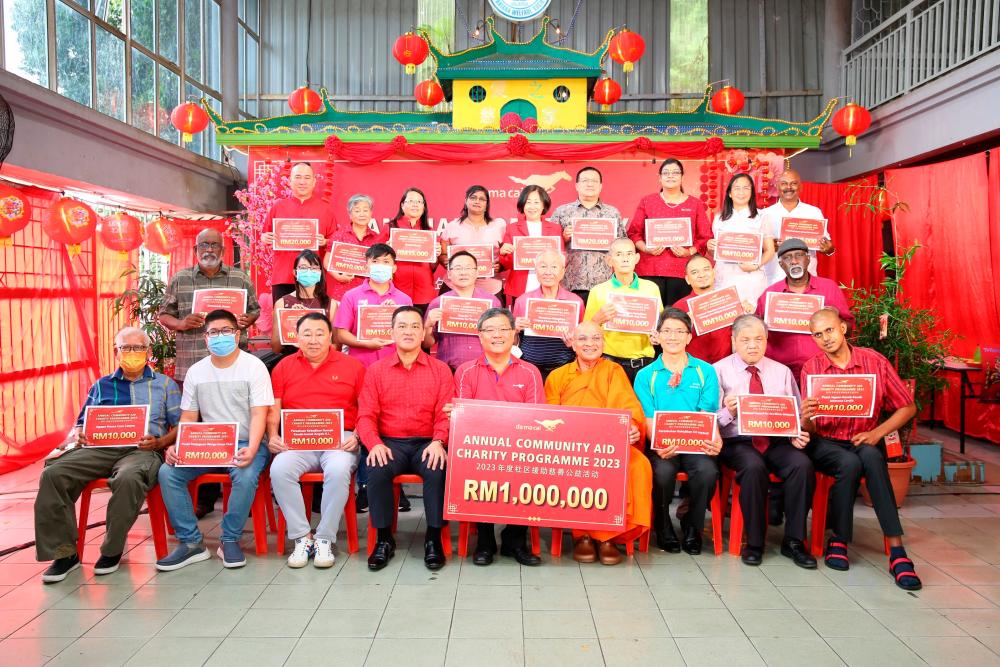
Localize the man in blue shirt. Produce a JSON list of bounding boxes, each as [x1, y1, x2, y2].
[[34, 327, 182, 582]]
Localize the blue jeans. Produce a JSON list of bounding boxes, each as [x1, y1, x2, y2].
[[158, 441, 269, 544]]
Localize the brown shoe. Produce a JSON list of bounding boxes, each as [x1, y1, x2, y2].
[[572, 536, 597, 563], [598, 541, 623, 566]]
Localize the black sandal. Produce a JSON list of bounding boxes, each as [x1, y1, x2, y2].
[[889, 556, 922, 591]]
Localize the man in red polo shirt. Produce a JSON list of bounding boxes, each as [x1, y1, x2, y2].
[[454, 307, 545, 567], [800, 307, 921, 591], [358, 306, 455, 572], [261, 162, 339, 303], [673, 254, 736, 363], [267, 313, 365, 569]]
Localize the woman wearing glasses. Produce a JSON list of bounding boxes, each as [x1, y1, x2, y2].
[[707, 173, 774, 310], [438, 185, 507, 302], [270, 249, 336, 356], [378, 188, 441, 313]]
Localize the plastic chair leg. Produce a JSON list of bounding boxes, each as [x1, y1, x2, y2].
[[76, 483, 95, 559], [550, 528, 564, 557]]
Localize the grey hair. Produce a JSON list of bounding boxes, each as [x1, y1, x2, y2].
[[115, 326, 150, 347], [731, 314, 768, 339], [477, 307, 515, 331], [347, 194, 374, 213]]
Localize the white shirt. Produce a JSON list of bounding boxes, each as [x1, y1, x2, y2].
[[759, 200, 826, 285], [524, 220, 544, 294], [712, 208, 771, 305], [181, 350, 274, 442]]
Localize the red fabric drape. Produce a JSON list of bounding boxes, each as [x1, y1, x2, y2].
[[801, 176, 883, 292], [888, 152, 1000, 443]]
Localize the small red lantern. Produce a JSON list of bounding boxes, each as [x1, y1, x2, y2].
[[288, 86, 323, 114], [144, 217, 182, 256], [169, 102, 209, 142], [832, 102, 872, 147], [712, 86, 745, 114], [0, 183, 31, 246], [393, 32, 429, 75], [592, 77, 622, 111], [609, 29, 645, 73], [44, 197, 97, 255], [414, 79, 444, 107], [500, 112, 522, 133], [100, 212, 143, 258]]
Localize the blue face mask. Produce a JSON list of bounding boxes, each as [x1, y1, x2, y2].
[[296, 268, 322, 287], [207, 333, 238, 357], [369, 263, 393, 284]]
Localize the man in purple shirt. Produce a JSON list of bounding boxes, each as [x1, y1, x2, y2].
[[423, 250, 501, 370], [333, 244, 414, 368], [755, 238, 854, 380], [714, 314, 816, 568]]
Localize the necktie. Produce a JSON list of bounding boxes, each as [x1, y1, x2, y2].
[[746, 365, 770, 453]]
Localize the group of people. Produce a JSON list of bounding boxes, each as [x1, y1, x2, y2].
[[32, 159, 922, 592]]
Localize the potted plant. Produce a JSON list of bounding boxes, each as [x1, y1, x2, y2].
[[112, 262, 177, 375]]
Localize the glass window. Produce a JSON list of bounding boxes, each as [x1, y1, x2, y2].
[[131, 47, 155, 133], [55, 1, 92, 107], [669, 0, 708, 111], [157, 64, 179, 142], [246, 35, 257, 97], [206, 94, 221, 159], [3, 0, 49, 87], [245, 0, 258, 33], [238, 25, 245, 108], [205, 0, 221, 91], [184, 0, 202, 81], [95, 27, 125, 121], [469, 85, 486, 103], [95, 0, 125, 32], [553, 85, 570, 103], [157, 0, 178, 62], [131, 0, 154, 49]]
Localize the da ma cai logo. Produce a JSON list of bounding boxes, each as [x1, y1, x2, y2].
[[489, 0, 552, 22]]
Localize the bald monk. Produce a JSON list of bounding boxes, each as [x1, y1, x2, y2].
[[544, 321, 653, 565]]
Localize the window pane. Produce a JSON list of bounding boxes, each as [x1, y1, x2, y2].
[[131, 47, 155, 133], [157, 0, 178, 62], [205, 1, 220, 91], [184, 0, 202, 81], [669, 0, 708, 111], [66, 0, 90, 8], [95, 27, 125, 121], [157, 64, 179, 142], [4, 0, 49, 86], [95, 0, 124, 32], [131, 0, 154, 48], [246, 35, 257, 97], [238, 26, 245, 110], [55, 1, 92, 107], [183, 81, 203, 154], [246, 0, 258, 33], [206, 95, 221, 160]]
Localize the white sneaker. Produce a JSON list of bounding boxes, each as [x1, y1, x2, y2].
[[287, 536, 314, 568], [313, 538, 335, 568]]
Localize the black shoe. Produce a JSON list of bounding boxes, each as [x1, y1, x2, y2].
[[500, 542, 541, 566], [424, 540, 445, 570], [41, 555, 81, 583], [655, 522, 681, 553], [398, 489, 411, 513], [356, 485, 369, 514], [681, 524, 702, 555], [781, 538, 818, 569], [472, 548, 495, 566], [367, 539, 395, 571], [94, 553, 122, 575], [741, 546, 763, 566]]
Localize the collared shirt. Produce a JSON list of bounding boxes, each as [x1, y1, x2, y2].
[[512, 285, 585, 369], [754, 276, 855, 380], [634, 354, 720, 417], [454, 355, 546, 404], [712, 208, 773, 305], [159, 263, 261, 381], [801, 345, 913, 441], [270, 349, 366, 429], [440, 218, 508, 295], [332, 280, 414, 367], [264, 194, 339, 285], [584, 274, 663, 359], [626, 193, 712, 278], [356, 351, 455, 447], [75, 367, 182, 439], [713, 353, 801, 439], [426, 288, 502, 370], [759, 200, 826, 284], [327, 224, 381, 302], [672, 291, 733, 364], [549, 199, 624, 291]]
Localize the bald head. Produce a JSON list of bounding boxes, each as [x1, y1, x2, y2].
[[572, 320, 605, 362], [606, 237, 638, 276], [778, 168, 802, 204]]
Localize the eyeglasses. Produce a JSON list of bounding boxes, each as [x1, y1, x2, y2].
[[403, 199, 424, 206], [660, 170, 683, 177], [205, 327, 238, 338], [197, 242, 223, 250], [730, 185, 753, 193], [117, 345, 148, 353], [467, 195, 488, 202], [657, 328, 689, 337], [480, 327, 513, 336], [449, 265, 478, 273]]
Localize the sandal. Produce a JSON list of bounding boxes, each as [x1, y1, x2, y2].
[[889, 556, 922, 591], [824, 539, 850, 571]]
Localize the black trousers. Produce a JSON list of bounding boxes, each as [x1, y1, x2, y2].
[[604, 354, 655, 384], [808, 436, 903, 542], [572, 289, 590, 305], [647, 452, 718, 532], [474, 523, 527, 551], [646, 276, 691, 307], [718, 438, 814, 547], [367, 437, 445, 531]]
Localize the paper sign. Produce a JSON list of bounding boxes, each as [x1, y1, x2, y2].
[[736, 395, 800, 437], [276, 308, 326, 346], [779, 217, 828, 251], [272, 218, 320, 252], [513, 236, 562, 271], [651, 411, 718, 454], [448, 244, 495, 278], [715, 231, 764, 264], [763, 292, 825, 334], [357, 304, 397, 341], [604, 293, 659, 334], [280, 409, 344, 451], [325, 242, 369, 276], [806, 374, 877, 419], [525, 298, 580, 339], [191, 288, 247, 317], [644, 218, 693, 247], [175, 422, 239, 467], [83, 405, 150, 448], [389, 227, 437, 263], [570, 218, 617, 251], [438, 296, 492, 336], [686, 286, 743, 335]]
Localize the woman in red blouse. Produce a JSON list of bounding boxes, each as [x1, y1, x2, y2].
[[499, 185, 564, 308], [378, 187, 441, 312]]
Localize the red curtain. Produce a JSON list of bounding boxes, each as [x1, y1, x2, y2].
[[888, 152, 1000, 443]]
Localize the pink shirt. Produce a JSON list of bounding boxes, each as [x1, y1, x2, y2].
[[332, 280, 413, 367], [426, 288, 502, 370]]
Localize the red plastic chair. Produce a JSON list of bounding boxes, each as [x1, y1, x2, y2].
[[76, 479, 169, 561], [456, 522, 541, 558], [809, 472, 890, 558], [719, 467, 784, 556], [162, 474, 272, 555], [635, 471, 724, 556], [365, 474, 453, 557], [275, 472, 359, 554]]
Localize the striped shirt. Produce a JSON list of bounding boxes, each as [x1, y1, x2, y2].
[[75, 367, 182, 438]]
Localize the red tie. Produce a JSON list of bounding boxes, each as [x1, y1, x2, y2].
[[746, 365, 770, 453]]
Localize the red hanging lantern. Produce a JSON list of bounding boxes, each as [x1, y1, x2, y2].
[[99, 212, 143, 258], [393, 32, 429, 75], [592, 77, 622, 111], [169, 102, 209, 142], [414, 79, 444, 107], [144, 217, 182, 256], [287, 86, 323, 114], [44, 197, 97, 255], [711, 86, 745, 114], [832, 102, 872, 148], [0, 183, 31, 246], [609, 29, 645, 73]]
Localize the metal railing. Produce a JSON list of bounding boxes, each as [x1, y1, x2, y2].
[[842, 0, 1000, 108]]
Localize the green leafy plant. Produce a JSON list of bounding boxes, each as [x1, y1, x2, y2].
[[112, 263, 176, 373]]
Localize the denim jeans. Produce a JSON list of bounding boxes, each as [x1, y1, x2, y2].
[[158, 440, 269, 544]]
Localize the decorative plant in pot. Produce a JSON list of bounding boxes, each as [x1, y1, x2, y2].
[[112, 262, 177, 375]]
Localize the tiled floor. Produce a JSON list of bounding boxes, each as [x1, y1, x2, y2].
[[2, 429, 1000, 666]]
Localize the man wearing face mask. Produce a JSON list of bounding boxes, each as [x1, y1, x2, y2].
[[156, 310, 274, 571], [760, 169, 834, 286], [34, 327, 181, 583], [755, 239, 854, 380]]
